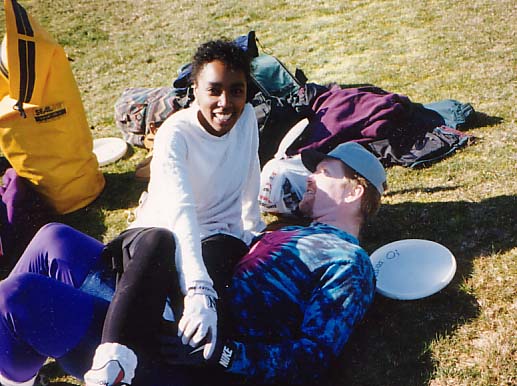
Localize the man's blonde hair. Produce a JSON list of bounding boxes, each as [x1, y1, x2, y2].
[[342, 164, 385, 224]]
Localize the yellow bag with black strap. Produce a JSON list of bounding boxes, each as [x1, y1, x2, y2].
[[0, 0, 104, 214]]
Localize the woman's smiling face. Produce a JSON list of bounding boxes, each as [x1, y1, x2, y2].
[[193, 60, 247, 137]]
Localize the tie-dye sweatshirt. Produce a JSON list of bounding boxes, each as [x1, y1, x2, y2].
[[224, 222, 376, 384]]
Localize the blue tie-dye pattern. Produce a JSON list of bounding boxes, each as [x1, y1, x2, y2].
[[224, 222, 376, 384]]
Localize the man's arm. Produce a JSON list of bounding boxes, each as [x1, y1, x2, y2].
[[226, 261, 375, 384]]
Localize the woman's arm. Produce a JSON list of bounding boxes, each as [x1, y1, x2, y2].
[[146, 119, 218, 355], [147, 121, 212, 292]]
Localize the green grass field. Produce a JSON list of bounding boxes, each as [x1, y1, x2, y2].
[[1, 0, 516, 385]]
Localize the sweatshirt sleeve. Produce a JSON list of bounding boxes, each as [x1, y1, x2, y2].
[[240, 112, 266, 241], [226, 261, 375, 384], [147, 122, 212, 293]]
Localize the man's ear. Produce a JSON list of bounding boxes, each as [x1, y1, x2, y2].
[[343, 183, 364, 204]]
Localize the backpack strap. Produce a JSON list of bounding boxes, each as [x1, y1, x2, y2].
[[5, 0, 37, 118]]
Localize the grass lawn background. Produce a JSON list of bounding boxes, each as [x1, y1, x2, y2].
[[0, 0, 515, 385]]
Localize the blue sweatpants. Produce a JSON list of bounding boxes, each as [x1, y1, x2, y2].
[[0, 222, 248, 385], [0, 222, 108, 383]]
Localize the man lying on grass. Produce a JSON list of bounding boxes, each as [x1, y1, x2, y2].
[[0, 141, 386, 386]]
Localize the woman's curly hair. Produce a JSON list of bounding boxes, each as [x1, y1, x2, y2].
[[190, 39, 251, 84]]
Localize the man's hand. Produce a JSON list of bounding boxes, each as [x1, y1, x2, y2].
[[159, 332, 205, 367], [160, 328, 238, 370], [177, 282, 218, 359]]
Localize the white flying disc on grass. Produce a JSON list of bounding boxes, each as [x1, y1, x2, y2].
[[93, 137, 127, 167], [370, 239, 456, 300]]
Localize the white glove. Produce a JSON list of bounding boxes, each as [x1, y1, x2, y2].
[[177, 281, 218, 360]]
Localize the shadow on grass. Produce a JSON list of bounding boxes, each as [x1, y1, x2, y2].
[[471, 111, 503, 128], [385, 185, 462, 196], [328, 194, 517, 386], [338, 82, 376, 89], [57, 170, 147, 240]]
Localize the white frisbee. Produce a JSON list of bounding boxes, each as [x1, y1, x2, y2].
[[369, 239, 456, 300], [93, 137, 127, 167]]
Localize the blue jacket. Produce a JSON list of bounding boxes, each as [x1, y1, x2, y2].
[[225, 222, 376, 384]]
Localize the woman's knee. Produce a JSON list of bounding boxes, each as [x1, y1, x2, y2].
[[142, 227, 176, 250], [32, 222, 73, 240], [22, 222, 77, 259], [130, 228, 176, 262], [13, 223, 103, 286], [120, 228, 177, 284]]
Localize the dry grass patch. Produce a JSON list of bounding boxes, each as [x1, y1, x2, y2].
[[430, 249, 517, 386]]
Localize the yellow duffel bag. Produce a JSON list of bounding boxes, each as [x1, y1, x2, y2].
[[0, 0, 105, 214]]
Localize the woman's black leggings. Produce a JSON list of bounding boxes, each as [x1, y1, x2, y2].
[[100, 227, 248, 358]]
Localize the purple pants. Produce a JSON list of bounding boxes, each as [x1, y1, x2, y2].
[[0, 222, 248, 385], [0, 222, 109, 383]]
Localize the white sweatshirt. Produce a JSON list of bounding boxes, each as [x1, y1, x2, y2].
[[129, 103, 265, 293]]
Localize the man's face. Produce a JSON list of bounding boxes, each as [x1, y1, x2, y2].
[[299, 158, 349, 218], [193, 60, 247, 137]]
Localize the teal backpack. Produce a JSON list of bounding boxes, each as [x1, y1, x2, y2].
[[248, 53, 311, 164]]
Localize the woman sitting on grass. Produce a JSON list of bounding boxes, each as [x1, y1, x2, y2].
[[0, 38, 264, 386]]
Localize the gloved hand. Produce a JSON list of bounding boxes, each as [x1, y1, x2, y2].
[[177, 281, 218, 359]]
